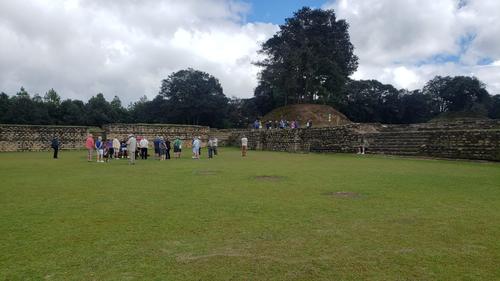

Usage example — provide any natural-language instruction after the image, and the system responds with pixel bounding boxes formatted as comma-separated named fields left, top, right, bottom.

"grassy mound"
left=262, top=104, right=351, bottom=127
left=1, top=149, right=499, bottom=280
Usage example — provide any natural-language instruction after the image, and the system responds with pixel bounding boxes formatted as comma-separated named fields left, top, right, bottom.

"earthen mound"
left=262, top=104, right=351, bottom=127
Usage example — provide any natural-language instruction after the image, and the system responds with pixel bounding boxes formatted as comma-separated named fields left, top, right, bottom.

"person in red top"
left=85, top=134, right=95, bottom=162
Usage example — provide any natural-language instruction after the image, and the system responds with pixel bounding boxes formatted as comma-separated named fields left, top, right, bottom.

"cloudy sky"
left=0, top=0, right=499, bottom=104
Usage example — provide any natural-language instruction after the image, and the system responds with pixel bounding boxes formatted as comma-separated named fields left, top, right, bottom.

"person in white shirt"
left=139, top=137, right=149, bottom=160
left=126, top=134, right=137, bottom=165
left=112, top=138, right=120, bottom=159
left=213, top=137, right=218, bottom=156
left=192, top=137, right=201, bottom=159
left=241, top=136, right=248, bottom=157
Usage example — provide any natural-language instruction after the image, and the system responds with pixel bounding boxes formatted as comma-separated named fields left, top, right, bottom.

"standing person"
left=207, top=138, right=214, bottom=159
left=85, top=134, right=94, bottom=162
left=241, top=136, right=248, bottom=157
left=95, top=136, right=104, bottom=162
left=253, top=119, right=259, bottom=129
left=126, top=134, right=137, bottom=165
left=173, top=138, right=182, bottom=159
left=139, top=137, right=149, bottom=160
left=120, top=140, right=128, bottom=158
left=159, top=137, right=167, bottom=161
left=279, top=119, right=285, bottom=129
left=153, top=136, right=161, bottom=159
left=165, top=138, right=171, bottom=160
left=192, top=137, right=200, bottom=159
left=212, top=137, right=218, bottom=156
left=51, top=136, right=60, bottom=159
left=198, top=136, right=202, bottom=157
left=106, top=139, right=114, bottom=160
left=113, top=138, right=120, bottom=158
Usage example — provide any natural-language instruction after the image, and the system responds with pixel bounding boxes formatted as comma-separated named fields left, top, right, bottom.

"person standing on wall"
left=139, top=137, right=149, bottom=160
left=51, top=136, right=60, bottom=159
left=173, top=138, right=182, bottom=159
left=127, top=134, right=137, bottom=165
left=95, top=136, right=104, bottom=163
left=165, top=138, right=171, bottom=160
left=241, top=136, right=248, bottom=157
left=85, top=134, right=94, bottom=162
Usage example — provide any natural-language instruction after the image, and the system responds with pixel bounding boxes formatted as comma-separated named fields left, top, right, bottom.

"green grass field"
left=1, top=149, right=499, bottom=280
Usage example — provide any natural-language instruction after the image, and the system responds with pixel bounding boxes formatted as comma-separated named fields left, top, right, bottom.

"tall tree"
left=256, top=7, right=358, bottom=107
left=3, top=87, right=38, bottom=124
left=423, top=76, right=491, bottom=115
left=343, top=80, right=400, bottom=123
left=159, top=68, right=229, bottom=128
left=399, top=90, right=435, bottom=123
left=0, top=92, right=10, bottom=123
left=44, top=88, right=62, bottom=124
left=60, top=99, right=86, bottom=125
left=85, top=93, right=112, bottom=126
left=489, top=95, right=500, bottom=119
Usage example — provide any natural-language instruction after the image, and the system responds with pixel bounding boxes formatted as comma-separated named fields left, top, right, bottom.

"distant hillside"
left=262, top=104, right=351, bottom=127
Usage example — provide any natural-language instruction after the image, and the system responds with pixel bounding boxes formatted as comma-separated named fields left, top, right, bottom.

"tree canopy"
left=256, top=7, right=358, bottom=107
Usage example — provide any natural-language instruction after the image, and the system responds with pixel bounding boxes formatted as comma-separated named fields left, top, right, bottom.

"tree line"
left=0, top=7, right=498, bottom=128
left=251, top=7, right=499, bottom=123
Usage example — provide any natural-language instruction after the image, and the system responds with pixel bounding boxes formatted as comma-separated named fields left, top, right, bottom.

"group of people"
left=253, top=119, right=313, bottom=130
left=83, top=134, right=219, bottom=164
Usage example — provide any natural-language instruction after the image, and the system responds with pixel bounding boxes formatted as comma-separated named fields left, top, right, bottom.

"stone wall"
left=2, top=120, right=499, bottom=161
left=214, top=120, right=500, bottom=161
left=0, top=123, right=211, bottom=152
left=0, top=125, right=89, bottom=152
left=102, top=123, right=210, bottom=148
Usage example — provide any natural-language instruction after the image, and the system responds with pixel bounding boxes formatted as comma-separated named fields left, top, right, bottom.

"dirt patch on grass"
left=254, top=175, right=284, bottom=182
left=323, top=191, right=360, bottom=198
left=194, top=170, right=219, bottom=176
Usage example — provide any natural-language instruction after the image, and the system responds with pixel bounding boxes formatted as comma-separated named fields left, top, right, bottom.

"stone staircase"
left=365, top=130, right=430, bottom=156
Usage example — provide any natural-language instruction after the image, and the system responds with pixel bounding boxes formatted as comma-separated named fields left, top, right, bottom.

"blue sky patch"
left=244, top=0, right=328, bottom=24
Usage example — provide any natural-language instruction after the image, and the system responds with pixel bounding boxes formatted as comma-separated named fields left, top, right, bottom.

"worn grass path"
left=0, top=149, right=499, bottom=280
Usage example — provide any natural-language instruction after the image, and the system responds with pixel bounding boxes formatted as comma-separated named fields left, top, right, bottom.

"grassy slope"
left=0, top=149, right=499, bottom=280
left=262, top=104, right=351, bottom=127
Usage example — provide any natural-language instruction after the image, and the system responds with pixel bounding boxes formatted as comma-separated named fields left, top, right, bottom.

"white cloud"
left=324, top=0, right=500, bottom=95
left=0, top=0, right=277, bottom=103
left=1, top=0, right=500, bottom=104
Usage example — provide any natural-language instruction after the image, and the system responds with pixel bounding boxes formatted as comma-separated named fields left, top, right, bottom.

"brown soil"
left=262, top=104, right=351, bottom=127
left=195, top=170, right=218, bottom=176
left=322, top=191, right=360, bottom=198
left=254, top=175, right=284, bottom=181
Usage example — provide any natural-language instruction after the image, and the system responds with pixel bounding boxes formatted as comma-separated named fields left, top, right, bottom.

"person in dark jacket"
left=165, top=138, right=171, bottom=160
left=51, top=136, right=60, bottom=159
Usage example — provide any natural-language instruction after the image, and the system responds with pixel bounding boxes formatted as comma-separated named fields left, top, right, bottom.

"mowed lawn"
left=0, top=149, right=499, bottom=281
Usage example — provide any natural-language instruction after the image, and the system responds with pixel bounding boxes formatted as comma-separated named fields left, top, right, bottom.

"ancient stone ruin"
left=1, top=119, right=499, bottom=161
